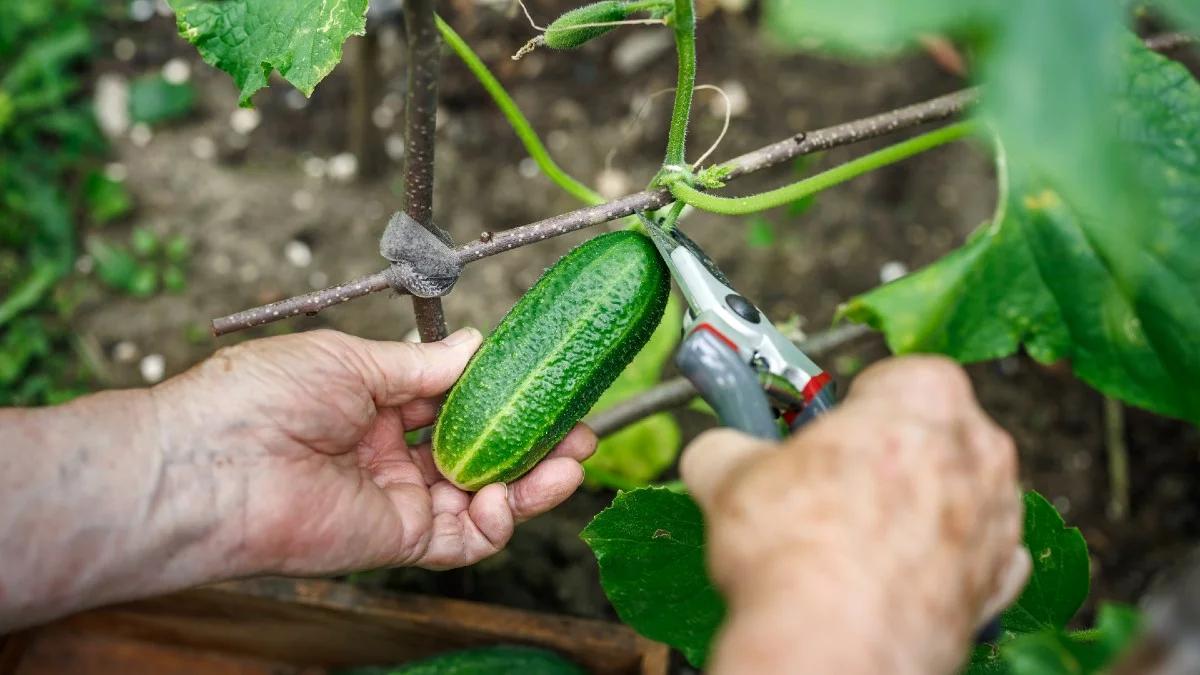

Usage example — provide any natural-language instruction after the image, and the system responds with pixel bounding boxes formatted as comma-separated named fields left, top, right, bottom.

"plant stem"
left=659, top=0, right=696, bottom=177
left=211, top=91, right=975, bottom=336
left=672, top=121, right=975, bottom=215
left=436, top=16, right=603, bottom=206
left=1104, top=396, right=1130, bottom=521
left=403, top=0, right=449, bottom=341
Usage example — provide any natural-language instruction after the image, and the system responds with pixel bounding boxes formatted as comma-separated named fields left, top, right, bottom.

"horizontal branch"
left=211, top=90, right=976, bottom=336
left=587, top=323, right=873, bottom=437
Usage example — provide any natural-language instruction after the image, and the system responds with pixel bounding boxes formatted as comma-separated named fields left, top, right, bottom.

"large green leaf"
left=167, top=0, right=368, bottom=107
left=1003, top=492, right=1090, bottom=634
left=584, top=295, right=683, bottom=489
left=843, top=40, right=1200, bottom=424
left=580, top=488, right=724, bottom=667
left=1157, top=0, right=1200, bottom=31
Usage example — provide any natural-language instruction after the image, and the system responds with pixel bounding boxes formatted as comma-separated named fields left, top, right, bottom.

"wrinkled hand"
left=681, top=357, right=1029, bottom=675
left=155, top=328, right=595, bottom=576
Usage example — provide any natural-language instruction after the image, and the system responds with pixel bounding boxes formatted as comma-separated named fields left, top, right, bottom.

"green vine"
left=652, top=0, right=697, bottom=187
left=436, top=15, right=603, bottom=206
left=671, top=121, right=976, bottom=215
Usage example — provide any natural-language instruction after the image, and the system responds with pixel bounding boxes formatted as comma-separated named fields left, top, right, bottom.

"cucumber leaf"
left=166, top=0, right=368, bottom=107
left=1002, top=492, right=1090, bottom=634
left=581, top=487, right=724, bottom=667
left=842, top=40, right=1200, bottom=424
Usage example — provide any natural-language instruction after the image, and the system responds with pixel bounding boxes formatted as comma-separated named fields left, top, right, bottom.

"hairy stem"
left=672, top=121, right=975, bottom=215
left=436, top=15, right=603, bottom=206
left=403, top=0, right=449, bottom=341
left=659, top=0, right=696, bottom=177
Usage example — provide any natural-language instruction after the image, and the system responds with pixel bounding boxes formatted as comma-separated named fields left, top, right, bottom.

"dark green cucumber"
left=434, top=230, right=669, bottom=490
left=334, top=645, right=586, bottom=675
left=543, top=1, right=630, bottom=49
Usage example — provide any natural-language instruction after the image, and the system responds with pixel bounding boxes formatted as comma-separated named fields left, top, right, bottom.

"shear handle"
left=676, top=328, right=781, bottom=441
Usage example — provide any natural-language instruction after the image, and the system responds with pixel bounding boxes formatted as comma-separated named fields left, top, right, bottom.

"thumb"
left=680, top=428, right=774, bottom=513
left=351, top=327, right=483, bottom=407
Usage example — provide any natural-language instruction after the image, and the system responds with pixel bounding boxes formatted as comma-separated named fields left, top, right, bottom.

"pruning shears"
left=644, top=221, right=836, bottom=439
left=645, top=219, right=1004, bottom=643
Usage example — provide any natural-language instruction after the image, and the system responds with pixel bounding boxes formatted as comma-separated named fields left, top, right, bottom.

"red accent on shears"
left=782, top=410, right=799, bottom=426
left=801, top=371, right=832, bottom=403
left=693, top=322, right=739, bottom=352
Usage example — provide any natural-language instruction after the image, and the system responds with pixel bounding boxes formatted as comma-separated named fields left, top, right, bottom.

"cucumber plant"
left=167, top=0, right=1200, bottom=671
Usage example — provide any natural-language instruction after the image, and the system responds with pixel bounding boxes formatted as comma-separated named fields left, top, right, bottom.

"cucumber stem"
left=656, top=0, right=696, bottom=183
left=436, top=15, right=604, bottom=206
left=670, top=121, right=977, bottom=215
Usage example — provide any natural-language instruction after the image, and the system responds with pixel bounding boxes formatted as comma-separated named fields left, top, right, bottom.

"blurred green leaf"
left=785, top=193, right=816, bottom=217
left=1156, top=0, right=1199, bottom=31
left=0, top=317, right=50, bottom=384
left=128, top=73, right=196, bottom=125
left=167, top=0, right=368, bottom=106
left=162, top=264, right=187, bottom=292
left=999, top=605, right=1141, bottom=675
left=842, top=40, right=1200, bottom=424
left=164, top=234, right=190, bottom=263
left=585, top=294, right=684, bottom=488
left=89, top=238, right=138, bottom=289
left=130, top=227, right=159, bottom=257
left=745, top=216, right=776, bottom=248
left=84, top=170, right=133, bottom=224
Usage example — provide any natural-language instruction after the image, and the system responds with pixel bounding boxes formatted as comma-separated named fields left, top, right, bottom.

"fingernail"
left=443, top=327, right=480, bottom=347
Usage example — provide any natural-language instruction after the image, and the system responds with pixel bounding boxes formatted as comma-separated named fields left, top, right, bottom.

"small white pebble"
left=308, top=271, right=329, bottom=289
left=302, top=156, right=327, bottom=179
left=595, top=168, right=631, bottom=200
left=291, top=190, right=315, bottom=212
left=104, top=162, right=128, bottom=182
left=879, top=260, right=909, bottom=284
left=385, top=134, right=405, bottom=160
left=403, top=328, right=421, bottom=343
left=162, top=58, right=191, bottom=84
left=327, top=153, right=358, bottom=182
left=238, top=263, right=259, bottom=283
left=129, top=123, right=153, bottom=147
left=1052, top=496, right=1071, bottom=516
left=113, top=341, right=139, bottom=364
left=284, top=89, right=309, bottom=110
left=129, top=0, right=155, bottom=21
left=372, top=104, right=395, bottom=129
left=547, top=130, right=570, bottom=153
left=210, top=253, right=233, bottom=275
left=139, top=354, right=165, bottom=383
left=229, top=108, right=261, bottom=135
left=75, top=255, right=95, bottom=275
left=715, top=80, right=749, bottom=118
left=518, top=157, right=539, bottom=178
left=284, top=240, right=313, bottom=268
left=190, top=136, right=216, bottom=160
left=113, top=38, right=136, bottom=62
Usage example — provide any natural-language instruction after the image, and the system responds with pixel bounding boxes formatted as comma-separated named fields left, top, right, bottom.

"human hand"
left=154, top=328, right=596, bottom=577
left=681, top=357, right=1029, bottom=675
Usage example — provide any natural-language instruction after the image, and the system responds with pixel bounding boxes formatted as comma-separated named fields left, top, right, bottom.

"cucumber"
left=434, top=231, right=669, bottom=490
left=543, top=1, right=630, bottom=49
left=334, top=645, right=586, bottom=675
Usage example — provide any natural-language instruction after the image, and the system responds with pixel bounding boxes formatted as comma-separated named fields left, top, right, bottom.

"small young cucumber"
left=543, top=1, right=631, bottom=49
left=434, top=231, right=669, bottom=490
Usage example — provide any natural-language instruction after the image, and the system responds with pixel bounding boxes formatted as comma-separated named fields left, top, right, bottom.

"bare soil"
left=78, top=3, right=1200, bottom=664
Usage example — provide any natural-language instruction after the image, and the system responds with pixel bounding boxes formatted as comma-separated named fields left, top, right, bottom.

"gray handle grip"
left=676, top=329, right=781, bottom=441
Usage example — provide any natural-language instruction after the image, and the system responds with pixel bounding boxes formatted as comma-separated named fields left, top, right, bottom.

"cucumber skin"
left=544, top=1, right=629, bottom=49
left=434, top=231, right=669, bottom=490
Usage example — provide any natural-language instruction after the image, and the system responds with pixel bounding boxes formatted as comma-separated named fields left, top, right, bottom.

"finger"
left=507, top=457, right=585, bottom=522
left=397, top=398, right=443, bottom=430
left=845, top=355, right=976, bottom=423
left=680, top=428, right=773, bottom=513
left=406, top=442, right=444, bottom=485
left=429, top=479, right=471, bottom=514
left=544, top=424, right=598, bottom=462
left=420, top=485, right=513, bottom=570
left=979, top=547, right=1032, bottom=623
left=346, top=327, right=483, bottom=407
